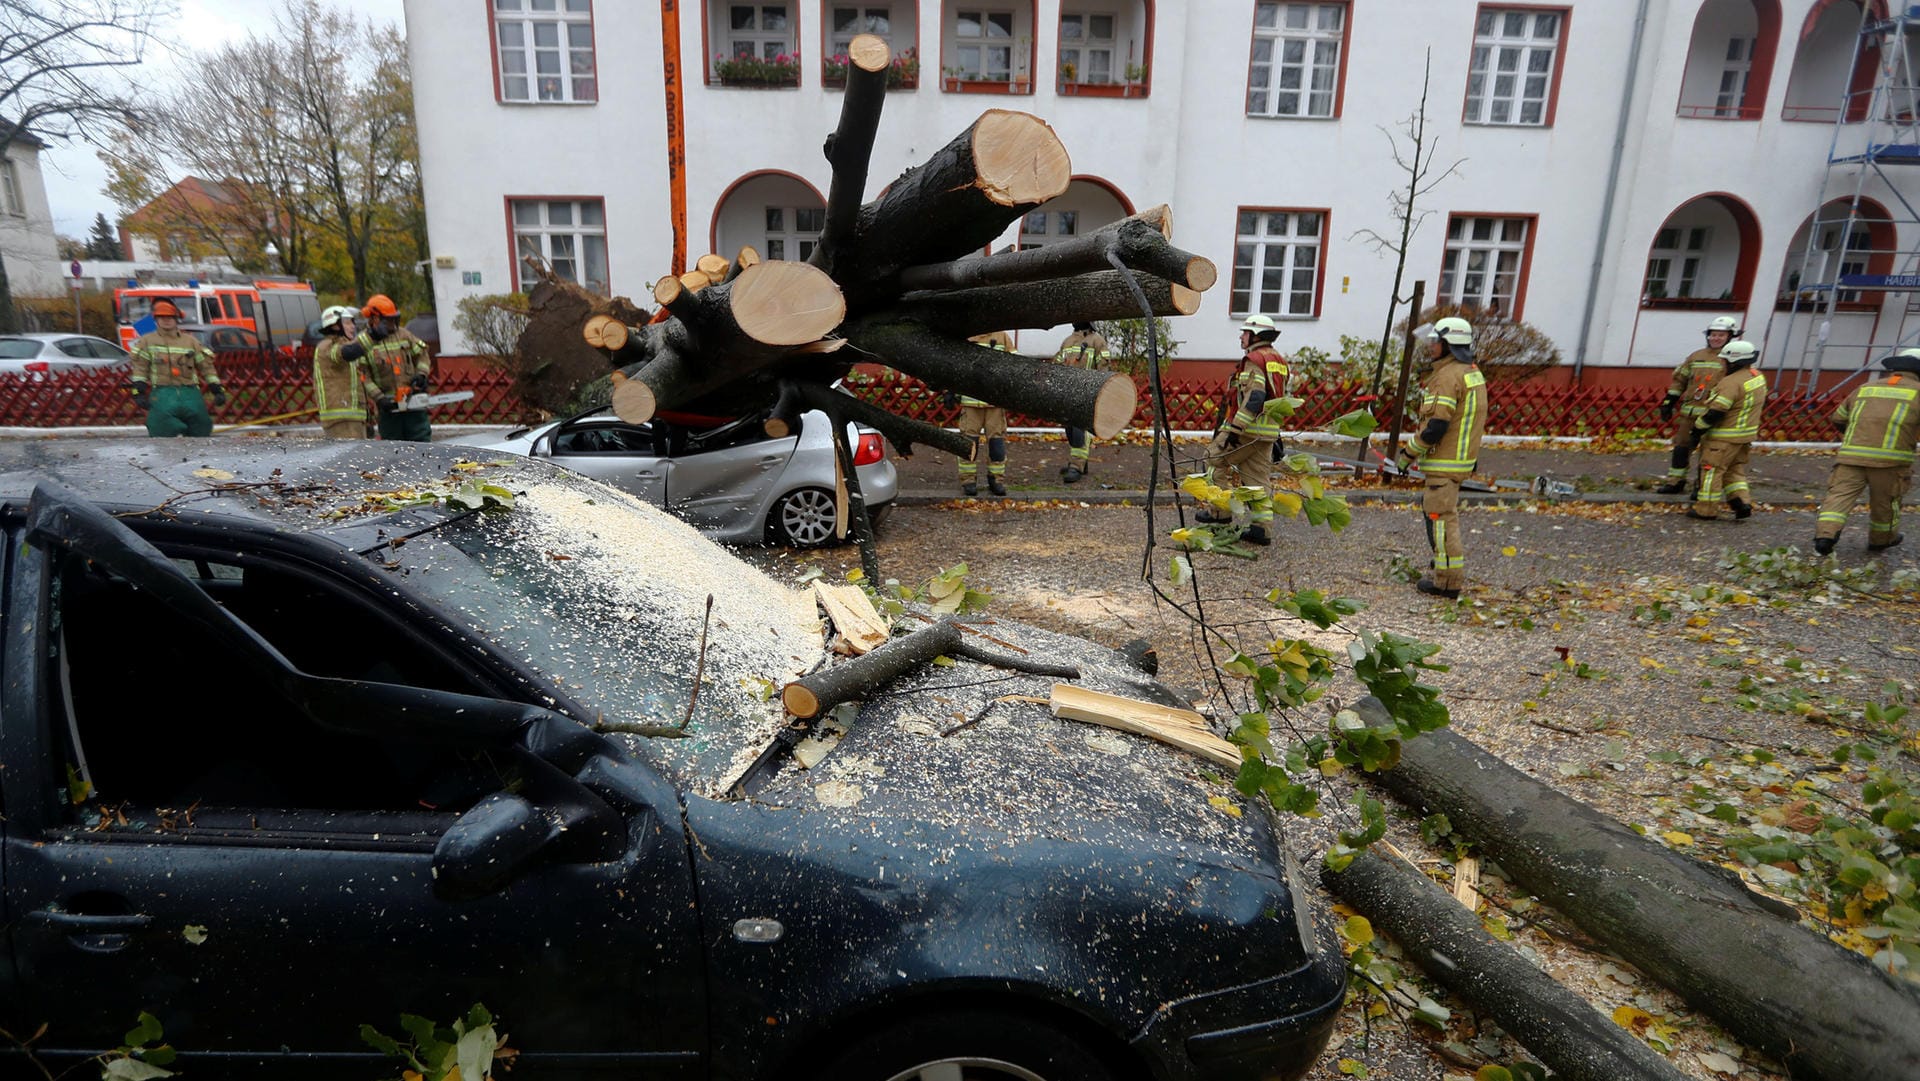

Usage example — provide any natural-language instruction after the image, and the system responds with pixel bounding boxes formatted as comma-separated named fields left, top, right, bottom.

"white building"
left=0, top=126, right=67, bottom=295
left=403, top=0, right=1920, bottom=385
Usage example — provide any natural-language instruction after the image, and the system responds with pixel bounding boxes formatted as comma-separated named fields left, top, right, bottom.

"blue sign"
left=1839, top=273, right=1920, bottom=289
left=132, top=315, right=157, bottom=336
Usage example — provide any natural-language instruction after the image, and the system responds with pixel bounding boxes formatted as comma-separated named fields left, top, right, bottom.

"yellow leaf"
left=1501, top=545, right=1518, bottom=557
left=1639, top=656, right=1666, bottom=669
left=190, top=467, right=236, bottom=481
left=1270, top=491, right=1304, bottom=517
left=1343, top=915, right=1374, bottom=946
left=1661, top=831, right=1694, bottom=847
left=1366, top=1001, right=1388, bottom=1018
left=1207, top=795, right=1243, bottom=818
left=1864, top=881, right=1889, bottom=902
left=1318, top=757, right=1345, bottom=777
left=1338, top=1059, right=1369, bottom=1077
left=1686, top=615, right=1711, bottom=628
left=452, top=460, right=483, bottom=471
left=1612, top=1005, right=1653, bottom=1031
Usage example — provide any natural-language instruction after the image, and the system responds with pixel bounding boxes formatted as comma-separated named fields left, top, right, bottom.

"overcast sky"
left=38, top=0, right=404, bottom=238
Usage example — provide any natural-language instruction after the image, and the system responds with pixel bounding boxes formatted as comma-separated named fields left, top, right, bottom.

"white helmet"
left=320, top=304, right=358, bottom=331
left=1240, top=313, right=1278, bottom=335
left=1428, top=316, right=1474, bottom=347
left=1719, top=339, right=1759, bottom=365
left=1706, top=315, right=1740, bottom=335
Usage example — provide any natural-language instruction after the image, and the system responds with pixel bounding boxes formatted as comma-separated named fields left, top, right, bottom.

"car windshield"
left=121, top=295, right=191, bottom=322
left=391, top=473, right=825, bottom=795
left=0, top=339, right=41, bottom=359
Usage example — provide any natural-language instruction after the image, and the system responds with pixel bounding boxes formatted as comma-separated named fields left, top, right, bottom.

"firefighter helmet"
left=320, top=305, right=357, bottom=331
left=150, top=300, right=183, bottom=319
left=1240, top=314, right=1279, bottom=336
left=361, top=294, right=400, bottom=319
left=1881, top=346, right=1920, bottom=373
left=1706, top=315, right=1741, bottom=335
left=1718, top=339, right=1760, bottom=367
left=1429, top=316, right=1475, bottom=346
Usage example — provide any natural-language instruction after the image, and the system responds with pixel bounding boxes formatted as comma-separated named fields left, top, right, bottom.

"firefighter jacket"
left=1224, top=353, right=1282, bottom=442
left=961, top=331, right=1012, bottom=407
left=1696, top=368, right=1768, bottom=443
left=129, top=330, right=220, bottom=388
left=1410, top=358, right=1487, bottom=477
left=1251, top=342, right=1290, bottom=398
left=1056, top=330, right=1111, bottom=369
left=1830, top=372, right=1920, bottom=467
left=353, top=327, right=431, bottom=402
left=312, top=336, right=364, bottom=424
left=1667, top=347, right=1725, bottom=417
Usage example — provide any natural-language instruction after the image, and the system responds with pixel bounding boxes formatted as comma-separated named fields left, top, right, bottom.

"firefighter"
left=952, top=331, right=1012, bottom=497
left=1813, top=347, right=1920, bottom=553
left=1397, top=316, right=1488, bottom=599
left=312, top=305, right=366, bottom=440
left=1054, top=321, right=1111, bottom=483
left=1656, top=315, right=1738, bottom=494
left=128, top=299, right=224, bottom=438
left=1194, top=315, right=1287, bottom=547
left=341, top=294, right=433, bottom=442
left=1687, top=339, right=1768, bottom=522
left=1244, top=315, right=1292, bottom=461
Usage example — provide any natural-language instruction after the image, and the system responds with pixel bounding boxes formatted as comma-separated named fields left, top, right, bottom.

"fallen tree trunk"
left=1325, top=849, right=1690, bottom=1081
left=816, top=33, right=892, bottom=278
left=889, top=269, right=1202, bottom=336
left=842, top=320, right=1138, bottom=438
left=892, top=217, right=1216, bottom=294
left=1359, top=706, right=1920, bottom=1081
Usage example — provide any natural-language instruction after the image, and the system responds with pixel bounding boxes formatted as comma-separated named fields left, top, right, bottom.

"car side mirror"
left=432, top=792, right=554, bottom=902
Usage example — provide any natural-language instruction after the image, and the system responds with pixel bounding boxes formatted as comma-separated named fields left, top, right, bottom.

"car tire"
left=769, top=486, right=842, bottom=548
left=808, top=1009, right=1122, bottom=1081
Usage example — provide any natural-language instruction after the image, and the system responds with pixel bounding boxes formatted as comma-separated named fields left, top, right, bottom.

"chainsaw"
left=396, top=390, right=475, bottom=412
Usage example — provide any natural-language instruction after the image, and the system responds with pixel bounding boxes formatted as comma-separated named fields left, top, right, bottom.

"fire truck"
left=113, top=279, right=321, bottom=355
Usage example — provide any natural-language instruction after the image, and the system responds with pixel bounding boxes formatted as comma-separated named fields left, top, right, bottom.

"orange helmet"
left=361, top=294, right=399, bottom=318
left=150, top=300, right=183, bottom=319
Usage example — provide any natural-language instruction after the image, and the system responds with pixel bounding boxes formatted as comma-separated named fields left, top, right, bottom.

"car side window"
left=49, top=549, right=516, bottom=822
left=554, top=425, right=656, bottom=455
left=55, top=338, right=91, bottom=357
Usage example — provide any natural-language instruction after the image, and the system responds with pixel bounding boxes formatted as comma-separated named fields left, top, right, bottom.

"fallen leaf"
left=1661, top=831, right=1694, bottom=847
left=1697, top=1050, right=1742, bottom=1075
left=191, top=467, right=235, bottom=481
left=182, top=924, right=207, bottom=945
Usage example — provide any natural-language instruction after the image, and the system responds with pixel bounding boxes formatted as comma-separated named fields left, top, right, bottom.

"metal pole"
left=1383, top=280, right=1426, bottom=474
left=72, top=282, right=82, bottom=332
left=1572, top=0, right=1652, bottom=379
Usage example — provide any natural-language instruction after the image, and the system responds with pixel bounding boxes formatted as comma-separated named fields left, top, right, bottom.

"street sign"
left=1839, top=273, right=1920, bottom=290
left=68, top=260, right=81, bottom=278
left=68, top=278, right=82, bottom=290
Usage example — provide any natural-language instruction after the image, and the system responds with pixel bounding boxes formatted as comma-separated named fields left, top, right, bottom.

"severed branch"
left=889, top=269, right=1202, bottom=337
left=782, top=617, right=1080, bottom=719
left=817, top=33, right=892, bottom=277
left=792, top=380, right=974, bottom=457
left=892, top=217, right=1216, bottom=294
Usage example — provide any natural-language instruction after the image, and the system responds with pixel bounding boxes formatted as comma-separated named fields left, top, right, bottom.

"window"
left=513, top=199, right=609, bottom=293
left=1231, top=209, right=1324, bottom=317
left=1059, top=11, right=1115, bottom=84
left=0, top=158, right=20, bottom=216
left=494, top=0, right=596, bottom=103
left=831, top=6, right=890, bottom=54
left=729, top=3, right=794, bottom=59
left=956, top=9, right=1015, bottom=80
left=1716, top=37, right=1755, bottom=117
left=1465, top=8, right=1563, bottom=126
left=764, top=205, right=824, bottom=260
left=1788, top=224, right=1877, bottom=303
left=1644, top=226, right=1711, bottom=300
left=1248, top=2, right=1345, bottom=118
left=1018, top=209, right=1078, bottom=248
left=1441, top=215, right=1531, bottom=314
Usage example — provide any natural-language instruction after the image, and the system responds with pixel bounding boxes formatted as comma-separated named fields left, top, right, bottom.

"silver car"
left=0, top=333, right=131, bottom=376
left=454, top=407, right=897, bottom=547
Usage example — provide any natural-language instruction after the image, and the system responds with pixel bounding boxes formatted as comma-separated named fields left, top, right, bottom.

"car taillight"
left=853, top=432, right=884, bottom=466
left=23, top=361, right=48, bottom=372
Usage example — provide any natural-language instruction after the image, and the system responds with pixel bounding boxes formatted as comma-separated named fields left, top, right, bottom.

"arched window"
left=1783, top=0, right=1885, bottom=121
left=710, top=171, right=827, bottom=262
left=1777, top=197, right=1897, bottom=310
left=1675, top=0, right=1781, bottom=119
left=1640, top=194, right=1761, bottom=309
left=1017, top=176, right=1132, bottom=249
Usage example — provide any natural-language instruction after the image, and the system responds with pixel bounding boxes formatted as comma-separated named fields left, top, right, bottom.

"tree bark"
left=817, top=33, right=892, bottom=278
left=792, top=381, right=975, bottom=458
left=842, top=319, right=1138, bottom=437
left=783, top=617, right=1078, bottom=719
left=892, top=217, right=1215, bottom=294
left=1325, top=849, right=1691, bottom=1081
left=887, top=270, right=1202, bottom=337
left=1359, top=705, right=1920, bottom=1081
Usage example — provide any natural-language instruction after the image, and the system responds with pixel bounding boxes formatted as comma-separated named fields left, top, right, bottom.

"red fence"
left=0, top=361, right=1846, bottom=443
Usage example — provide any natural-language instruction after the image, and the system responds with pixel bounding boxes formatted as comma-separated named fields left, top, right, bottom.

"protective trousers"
left=322, top=417, right=367, bottom=441
left=1206, top=434, right=1275, bottom=526
left=1694, top=438, right=1751, bottom=516
left=1066, top=426, right=1091, bottom=469
left=1817, top=463, right=1911, bottom=545
left=1422, top=476, right=1466, bottom=591
left=956, top=406, right=1008, bottom=481
left=144, top=385, right=212, bottom=438
left=377, top=407, right=432, bottom=443
left=1668, top=421, right=1702, bottom=481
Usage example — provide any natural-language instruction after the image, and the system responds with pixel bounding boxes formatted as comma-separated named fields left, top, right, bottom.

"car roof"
left=0, top=332, right=111, bottom=343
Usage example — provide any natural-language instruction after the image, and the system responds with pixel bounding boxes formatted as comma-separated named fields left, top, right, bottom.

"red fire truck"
left=113, top=279, right=321, bottom=355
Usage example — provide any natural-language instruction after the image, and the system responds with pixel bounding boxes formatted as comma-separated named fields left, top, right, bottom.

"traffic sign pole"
left=69, top=260, right=83, bottom=332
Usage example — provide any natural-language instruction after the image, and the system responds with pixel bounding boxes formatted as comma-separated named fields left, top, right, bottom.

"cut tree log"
left=724, top=244, right=762, bottom=284
left=888, top=269, right=1203, bottom=336
left=1325, top=848, right=1692, bottom=1081
left=1359, top=704, right=1920, bottom=1081
left=1048, top=684, right=1238, bottom=767
left=817, top=33, right=892, bottom=278
left=783, top=617, right=1079, bottom=719
left=696, top=253, right=731, bottom=285
left=893, top=217, right=1216, bottom=294
left=842, top=320, right=1138, bottom=438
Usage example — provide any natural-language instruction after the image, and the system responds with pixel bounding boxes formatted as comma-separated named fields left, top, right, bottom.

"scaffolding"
left=1775, top=3, right=1920, bottom=393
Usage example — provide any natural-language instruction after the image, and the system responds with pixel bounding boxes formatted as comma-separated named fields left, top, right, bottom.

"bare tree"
left=1351, top=50, right=1464, bottom=397
left=0, top=0, right=170, bottom=329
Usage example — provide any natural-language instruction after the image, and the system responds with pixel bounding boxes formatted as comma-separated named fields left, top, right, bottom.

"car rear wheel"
left=770, top=486, right=841, bottom=548
left=810, top=1009, right=1121, bottom=1081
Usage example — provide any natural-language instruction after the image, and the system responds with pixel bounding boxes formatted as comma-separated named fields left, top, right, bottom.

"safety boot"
left=1242, top=524, right=1271, bottom=546
left=1415, top=577, right=1462, bottom=600
left=1061, top=466, right=1085, bottom=484
left=1869, top=532, right=1906, bottom=551
left=1729, top=498, right=1753, bottom=520
left=1654, top=479, right=1688, bottom=495
left=1193, top=507, right=1229, bottom=524
left=987, top=476, right=1007, bottom=497
left=962, top=482, right=978, bottom=497
left=1685, top=508, right=1719, bottom=521
left=1813, top=536, right=1837, bottom=556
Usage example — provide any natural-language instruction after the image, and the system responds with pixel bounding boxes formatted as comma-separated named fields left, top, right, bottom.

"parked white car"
left=0, top=333, right=131, bottom=376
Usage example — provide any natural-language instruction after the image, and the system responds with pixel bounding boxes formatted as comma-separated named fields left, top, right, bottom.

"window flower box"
left=942, top=74, right=1031, bottom=95
left=713, top=52, right=801, bottom=88
left=823, top=47, right=919, bottom=90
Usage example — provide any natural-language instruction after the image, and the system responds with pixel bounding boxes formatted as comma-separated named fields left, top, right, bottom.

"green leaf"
left=1476, top=1068, right=1514, bottom=1081
left=455, top=1021, right=497, bottom=1081
left=1343, top=915, right=1375, bottom=946
left=102, top=1060, right=173, bottom=1080
left=123, top=1011, right=163, bottom=1049
left=360, top=1024, right=404, bottom=1058
left=1328, top=408, right=1380, bottom=439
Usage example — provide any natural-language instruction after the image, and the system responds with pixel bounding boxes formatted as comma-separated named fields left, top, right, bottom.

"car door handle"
left=33, top=910, right=152, bottom=931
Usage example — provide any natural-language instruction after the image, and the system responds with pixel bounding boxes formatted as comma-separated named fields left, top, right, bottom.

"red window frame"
left=1672, top=0, right=1781, bottom=121
left=1438, top=212, right=1539, bottom=321
left=1228, top=205, right=1333, bottom=321
left=1054, top=2, right=1156, bottom=98
left=938, top=3, right=1038, bottom=95
left=1461, top=5, right=1571, bottom=129
left=700, top=1, right=806, bottom=87
left=487, top=0, right=601, bottom=105
left=504, top=195, right=612, bottom=294
left=817, top=3, right=924, bottom=89
left=1242, top=1, right=1355, bottom=120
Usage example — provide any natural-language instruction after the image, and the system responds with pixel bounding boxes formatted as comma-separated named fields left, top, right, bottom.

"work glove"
left=375, top=394, right=397, bottom=413
left=941, top=390, right=960, bottom=409
left=1658, top=394, right=1677, bottom=423
left=208, top=385, right=228, bottom=407
left=368, top=324, right=392, bottom=342
left=1396, top=446, right=1420, bottom=474
left=410, top=374, right=430, bottom=394
left=129, top=380, right=150, bottom=408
